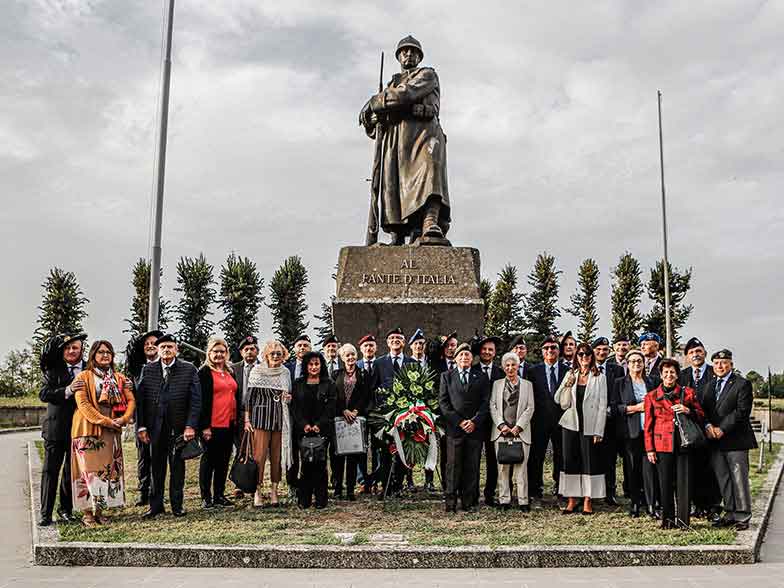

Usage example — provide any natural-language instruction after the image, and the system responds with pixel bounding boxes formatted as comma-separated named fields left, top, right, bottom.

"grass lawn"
left=46, top=441, right=780, bottom=547
left=0, top=394, right=41, bottom=408
left=753, top=398, right=784, bottom=411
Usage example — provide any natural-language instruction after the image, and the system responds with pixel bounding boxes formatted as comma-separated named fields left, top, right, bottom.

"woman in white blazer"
left=554, top=342, right=607, bottom=514
left=490, top=352, right=535, bottom=511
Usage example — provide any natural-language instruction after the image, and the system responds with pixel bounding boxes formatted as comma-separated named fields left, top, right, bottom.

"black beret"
left=476, top=334, right=502, bottom=349
left=508, top=334, right=527, bottom=351
left=358, top=334, right=376, bottom=346
left=592, top=337, right=610, bottom=348
left=155, top=333, right=177, bottom=345
left=386, top=327, right=405, bottom=338
left=141, top=330, right=164, bottom=343
left=560, top=330, right=576, bottom=343
left=440, top=331, right=458, bottom=348
left=613, top=334, right=631, bottom=344
left=711, top=349, right=733, bottom=361
left=683, top=337, right=705, bottom=354
left=293, top=333, right=311, bottom=344
left=238, top=335, right=258, bottom=351
left=322, top=334, right=339, bottom=345
left=541, top=335, right=560, bottom=348
left=60, top=332, right=87, bottom=347
left=454, top=342, right=473, bottom=356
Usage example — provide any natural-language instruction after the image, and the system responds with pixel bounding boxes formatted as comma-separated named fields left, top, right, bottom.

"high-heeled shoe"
left=253, top=491, right=264, bottom=507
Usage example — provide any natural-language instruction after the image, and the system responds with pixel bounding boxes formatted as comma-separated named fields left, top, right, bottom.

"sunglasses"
left=576, top=351, right=592, bottom=357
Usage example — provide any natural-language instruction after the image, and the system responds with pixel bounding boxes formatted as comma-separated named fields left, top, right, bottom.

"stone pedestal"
left=332, top=245, right=484, bottom=352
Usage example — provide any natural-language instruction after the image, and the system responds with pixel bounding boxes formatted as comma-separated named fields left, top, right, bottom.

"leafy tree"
left=565, top=258, right=600, bottom=342
left=610, top=252, right=644, bottom=342
left=643, top=260, right=693, bottom=347
left=314, top=300, right=335, bottom=345
left=0, top=348, right=36, bottom=397
left=124, top=258, right=170, bottom=339
left=218, top=253, right=265, bottom=362
left=268, top=256, right=309, bottom=350
left=479, top=278, right=493, bottom=327
left=523, top=252, right=562, bottom=353
left=748, top=370, right=784, bottom=399
left=486, top=264, right=525, bottom=346
left=33, top=267, right=89, bottom=357
left=173, top=254, right=216, bottom=363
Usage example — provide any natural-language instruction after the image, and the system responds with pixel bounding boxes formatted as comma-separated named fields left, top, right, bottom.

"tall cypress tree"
left=643, top=260, right=693, bottom=347
left=33, top=267, right=89, bottom=355
left=610, top=252, right=644, bottom=342
left=173, top=254, right=216, bottom=363
left=218, top=253, right=265, bottom=361
left=565, top=258, right=600, bottom=342
left=486, top=264, right=525, bottom=346
left=268, top=256, right=309, bottom=350
left=313, top=300, right=335, bottom=345
left=479, top=278, right=493, bottom=327
left=523, top=252, right=562, bottom=354
left=124, top=258, right=170, bottom=339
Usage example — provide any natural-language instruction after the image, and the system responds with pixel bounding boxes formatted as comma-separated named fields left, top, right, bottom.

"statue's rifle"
left=366, top=51, right=384, bottom=245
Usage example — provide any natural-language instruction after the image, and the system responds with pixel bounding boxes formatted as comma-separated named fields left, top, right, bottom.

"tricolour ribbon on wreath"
left=386, top=402, right=439, bottom=471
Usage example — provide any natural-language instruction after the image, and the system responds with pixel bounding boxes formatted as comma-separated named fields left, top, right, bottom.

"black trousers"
left=445, top=434, right=482, bottom=509
left=656, top=450, right=691, bottom=525
left=602, top=433, right=620, bottom=497
left=298, top=458, right=328, bottom=508
left=528, top=418, right=562, bottom=497
left=482, top=437, right=498, bottom=503
left=333, top=451, right=365, bottom=496
left=287, top=434, right=301, bottom=490
left=691, top=446, right=720, bottom=511
left=328, top=438, right=339, bottom=491
left=136, top=436, right=151, bottom=499
left=40, top=438, right=72, bottom=518
left=199, top=427, right=234, bottom=500
left=643, top=454, right=660, bottom=508
left=150, top=427, right=186, bottom=513
left=623, top=436, right=645, bottom=506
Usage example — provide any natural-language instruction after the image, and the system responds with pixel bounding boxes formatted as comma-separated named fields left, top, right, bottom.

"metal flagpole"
left=147, top=0, right=176, bottom=331
left=769, top=367, right=773, bottom=452
left=657, top=90, right=673, bottom=357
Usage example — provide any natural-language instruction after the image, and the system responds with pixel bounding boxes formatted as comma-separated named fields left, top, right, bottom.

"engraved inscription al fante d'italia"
left=358, top=258, right=455, bottom=286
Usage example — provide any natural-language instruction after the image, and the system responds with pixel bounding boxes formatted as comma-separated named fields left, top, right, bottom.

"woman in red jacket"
left=644, top=357, right=704, bottom=529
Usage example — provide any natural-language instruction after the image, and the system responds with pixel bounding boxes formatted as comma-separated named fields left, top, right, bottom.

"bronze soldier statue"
left=360, top=36, right=451, bottom=246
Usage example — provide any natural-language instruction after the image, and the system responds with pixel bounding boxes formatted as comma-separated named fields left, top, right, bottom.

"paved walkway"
left=2, top=430, right=783, bottom=587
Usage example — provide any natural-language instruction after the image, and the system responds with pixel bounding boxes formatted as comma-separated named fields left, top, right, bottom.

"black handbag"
left=229, top=431, right=259, bottom=493
left=172, top=434, right=205, bottom=460
left=674, top=388, right=707, bottom=451
left=495, top=437, right=525, bottom=464
left=300, top=435, right=327, bottom=465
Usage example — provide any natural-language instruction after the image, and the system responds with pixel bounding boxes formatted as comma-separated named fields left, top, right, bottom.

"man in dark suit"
left=230, top=335, right=259, bottom=498
left=679, top=337, right=719, bottom=517
left=639, top=332, right=663, bottom=386
left=593, top=336, right=624, bottom=505
left=38, top=333, right=87, bottom=526
left=607, top=334, right=631, bottom=375
left=470, top=335, right=503, bottom=506
left=440, top=343, right=491, bottom=512
left=321, top=334, right=344, bottom=379
left=528, top=335, right=569, bottom=500
left=703, top=349, right=757, bottom=530
left=127, top=329, right=163, bottom=507
left=560, top=331, right=577, bottom=369
left=431, top=331, right=459, bottom=374
left=356, top=334, right=382, bottom=492
left=509, top=335, right=533, bottom=382
left=284, top=333, right=312, bottom=497
left=136, top=334, right=202, bottom=518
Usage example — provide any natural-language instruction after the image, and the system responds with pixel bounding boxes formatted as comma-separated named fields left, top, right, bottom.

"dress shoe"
left=214, top=496, right=233, bottom=507
left=484, top=497, right=496, bottom=507
left=172, top=508, right=187, bottom=518
left=142, top=509, right=163, bottom=519
left=333, top=491, right=344, bottom=500
left=628, top=503, right=641, bottom=518
left=605, top=495, right=619, bottom=507
left=134, top=496, right=149, bottom=507
left=462, top=505, right=478, bottom=513
left=38, top=515, right=53, bottom=527
left=56, top=510, right=74, bottom=523
left=424, top=481, right=437, bottom=493
left=519, top=504, right=530, bottom=513
left=445, top=503, right=457, bottom=513
left=735, top=521, right=750, bottom=531
left=712, top=517, right=734, bottom=528
left=661, top=518, right=676, bottom=530
left=202, top=498, right=214, bottom=509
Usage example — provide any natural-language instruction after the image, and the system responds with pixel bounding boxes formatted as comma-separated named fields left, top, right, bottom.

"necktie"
left=163, top=365, right=170, bottom=383
left=448, top=360, right=455, bottom=371
left=368, top=361, right=374, bottom=376
left=599, top=365, right=605, bottom=375
left=694, top=367, right=701, bottom=384
left=484, top=366, right=490, bottom=379
left=330, top=361, right=336, bottom=376
left=715, top=378, right=724, bottom=401
left=68, top=366, right=75, bottom=378
left=549, top=366, right=557, bottom=395
left=394, top=356, right=401, bottom=372
left=461, top=370, right=468, bottom=385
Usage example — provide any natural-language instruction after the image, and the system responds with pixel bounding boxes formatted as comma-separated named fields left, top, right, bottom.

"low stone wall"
left=0, top=406, right=44, bottom=428
left=752, top=409, right=784, bottom=431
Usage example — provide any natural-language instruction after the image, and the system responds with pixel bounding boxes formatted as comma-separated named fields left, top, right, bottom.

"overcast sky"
left=1, top=1, right=781, bottom=375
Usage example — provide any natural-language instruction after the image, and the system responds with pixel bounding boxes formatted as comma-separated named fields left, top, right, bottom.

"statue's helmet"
left=395, top=35, right=423, bottom=61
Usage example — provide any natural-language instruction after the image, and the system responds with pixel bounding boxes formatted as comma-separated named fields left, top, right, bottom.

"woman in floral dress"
left=69, top=340, right=135, bottom=526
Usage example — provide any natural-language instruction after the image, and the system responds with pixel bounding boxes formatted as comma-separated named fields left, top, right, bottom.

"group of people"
left=37, top=325, right=757, bottom=532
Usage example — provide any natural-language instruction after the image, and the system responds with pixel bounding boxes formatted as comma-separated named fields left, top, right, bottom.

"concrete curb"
left=1, top=426, right=39, bottom=435
left=27, top=440, right=783, bottom=568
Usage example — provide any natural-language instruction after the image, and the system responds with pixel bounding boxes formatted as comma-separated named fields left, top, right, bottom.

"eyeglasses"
left=542, top=345, right=559, bottom=351
left=95, top=350, right=113, bottom=356
left=576, top=351, right=592, bottom=357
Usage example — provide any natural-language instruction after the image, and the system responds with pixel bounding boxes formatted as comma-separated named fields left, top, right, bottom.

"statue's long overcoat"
left=361, top=67, right=450, bottom=232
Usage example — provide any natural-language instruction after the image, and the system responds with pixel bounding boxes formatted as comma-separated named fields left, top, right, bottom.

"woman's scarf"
left=94, top=368, right=124, bottom=406
left=343, top=369, right=357, bottom=405
left=247, top=364, right=293, bottom=472
left=662, top=384, right=678, bottom=402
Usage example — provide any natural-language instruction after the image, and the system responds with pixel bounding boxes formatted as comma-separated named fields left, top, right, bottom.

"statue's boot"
left=422, top=199, right=444, bottom=238
left=390, top=231, right=406, bottom=246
